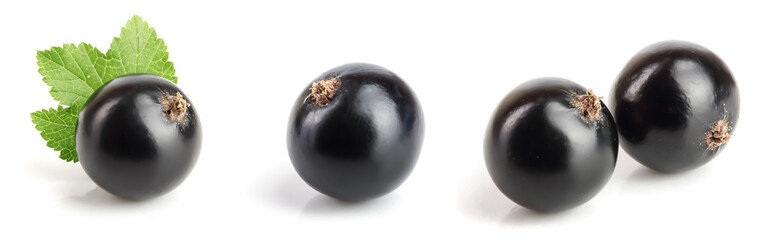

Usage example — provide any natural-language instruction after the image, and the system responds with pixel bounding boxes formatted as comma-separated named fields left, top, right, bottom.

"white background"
left=1, top=0, right=775, bottom=238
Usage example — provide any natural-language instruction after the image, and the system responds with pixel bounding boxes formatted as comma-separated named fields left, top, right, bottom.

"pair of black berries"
left=77, top=40, right=739, bottom=213
left=76, top=63, right=423, bottom=201
left=485, top=40, right=740, bottom=212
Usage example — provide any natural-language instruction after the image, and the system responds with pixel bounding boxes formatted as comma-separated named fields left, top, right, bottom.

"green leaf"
left=36, top=43, right=110, bottom=107
left=33, top=15, right=177, bottom=162
left=31, top=106, right=80, bottom=163
left=106, top=15, right=177, bottom=83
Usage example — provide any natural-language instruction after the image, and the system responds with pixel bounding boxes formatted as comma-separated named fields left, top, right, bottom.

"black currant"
left=484, top=78, right=618, bottom=212
left=76, top=74, right=202, bottom=200
left=287, top=63, right=424, bottom=201
left=610, top=41, right=740, bottom=172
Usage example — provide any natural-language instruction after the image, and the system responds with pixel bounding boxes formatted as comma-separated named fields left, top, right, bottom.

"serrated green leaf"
left=106, top=15, right=177, bottom=83
left=36, top=43, right=110, bottom=107
left=33, top=15, right=178, bottom=163
left=31, top=106, right=80, bottom=163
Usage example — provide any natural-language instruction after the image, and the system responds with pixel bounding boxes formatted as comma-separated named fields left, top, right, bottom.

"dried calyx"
left=159, top=92, right=190, bottom=124
left=571, top=89, right=604, bottom=122
left=309, top=78, right=341, bottom=106
left=705, top=119, right=731, bottom=150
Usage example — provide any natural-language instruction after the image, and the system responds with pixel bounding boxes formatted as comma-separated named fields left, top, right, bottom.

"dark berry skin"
left=611, top=41, right=740, bottom=172
left=484, top=78, right=618, bottom=212
left=287, top=63, right=424, bottom=201
left=76, top=74, right=201, bottom=200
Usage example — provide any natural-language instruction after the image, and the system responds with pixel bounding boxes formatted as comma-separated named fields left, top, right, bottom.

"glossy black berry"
left=76, top=74, right=202, bottom=200
left=484, top=78, right=618, bottom=212
left=287, top=63, right=424, bottom=201
left=611, top=41, right=740, bottom=172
